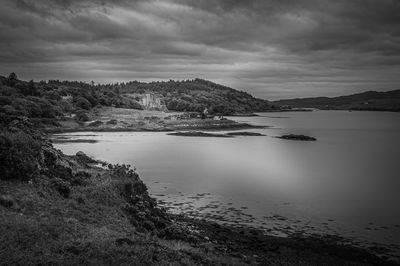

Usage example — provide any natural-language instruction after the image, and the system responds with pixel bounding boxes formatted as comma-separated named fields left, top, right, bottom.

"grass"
left=0, top=160, right=211, bottom=265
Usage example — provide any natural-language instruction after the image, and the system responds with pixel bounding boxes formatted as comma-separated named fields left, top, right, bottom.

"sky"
left=0, top=0, right=399, bottom=100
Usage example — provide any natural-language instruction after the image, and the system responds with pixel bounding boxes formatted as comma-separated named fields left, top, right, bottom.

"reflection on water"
left=54, top=110, right=400, bottom=257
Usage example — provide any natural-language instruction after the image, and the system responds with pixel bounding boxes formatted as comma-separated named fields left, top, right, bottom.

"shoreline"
left=170, top=214, right=398, bottom=265
left=40, top=107, right=267, bottom=134
left=44, top=121, right=266, bottom=134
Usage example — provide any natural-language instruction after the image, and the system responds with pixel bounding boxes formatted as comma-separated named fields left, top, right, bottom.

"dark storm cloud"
left=0, top=0, right=399, bottom=99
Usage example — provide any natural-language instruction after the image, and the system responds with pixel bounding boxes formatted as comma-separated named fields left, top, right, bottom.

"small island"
left=168, top=131, right=266, bottom=137
left=226, top=131, right=266, bottom=136
left=277, top=134, right=317, bottom=141
left=167, top=131, right=233, bottom=137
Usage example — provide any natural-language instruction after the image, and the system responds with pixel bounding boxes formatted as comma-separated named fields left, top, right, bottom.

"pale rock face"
left=139, top=93, right=166, bottom=110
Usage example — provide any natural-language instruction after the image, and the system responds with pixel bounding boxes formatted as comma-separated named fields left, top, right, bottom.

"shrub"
left=0, top=105, right=25, bottom=117
left=87, top=120, right=103, bottom=127
left=75, top=97, right=91, bottom=110
left=50, top=178, right=71, bottom=198
left=58, top=99, right=74, bottom=113
left=0, top=195, right=14, bottom=208
left=85, top=94, right=98, bottom=107
left=43, top=91, right=62, bottom=101
left=106, top=119, right=118, bottom=125
left=128, top=100, right=143, bottom=110
left=0, top=86, right=20, bottom=96
left=0, top=96, right=12, bottom=105
left=0, top=131, right=42, bottom=181
left=12, top=98, right=42, bottom=117
left=36, top=98, right=56, bottom=118
left=75, top=110, right=89, bottom=122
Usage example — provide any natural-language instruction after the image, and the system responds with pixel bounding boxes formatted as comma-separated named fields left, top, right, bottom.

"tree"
left=27, top=80, right=37, bottom=96
left=75, top=97, right=91, bottom=110
left=7, top=72, right=18, bottom=86
left=8, top=72, right=17, bottom=81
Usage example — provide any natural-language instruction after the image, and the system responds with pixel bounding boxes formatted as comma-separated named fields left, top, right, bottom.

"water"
left=54, top=110, right=400, bottom=256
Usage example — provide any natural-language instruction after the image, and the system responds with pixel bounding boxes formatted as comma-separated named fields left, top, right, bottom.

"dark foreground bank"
left=0, top=118, right=398, bottom=265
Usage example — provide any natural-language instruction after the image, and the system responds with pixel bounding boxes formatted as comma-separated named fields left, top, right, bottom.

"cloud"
left=0, top=0, right=399, bottom=99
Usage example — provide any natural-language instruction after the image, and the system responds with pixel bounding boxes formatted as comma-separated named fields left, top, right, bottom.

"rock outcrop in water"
left=167, top=131, right=233, bottom=137
left=226, top=131, right=265, bottom=136
left=278, top=134, right=317, bottom=141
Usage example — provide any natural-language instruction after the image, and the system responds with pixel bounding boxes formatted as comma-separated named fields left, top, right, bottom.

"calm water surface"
left=54, top=111, right=400, bottom=256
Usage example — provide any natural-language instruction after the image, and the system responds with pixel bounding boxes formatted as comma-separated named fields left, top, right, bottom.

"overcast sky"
left=0, top=0, right=399, bottom=99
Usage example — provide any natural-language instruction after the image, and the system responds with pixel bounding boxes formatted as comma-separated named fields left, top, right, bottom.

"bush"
left=58, top=99, right=74, bottom=113
left=11, top=99, right=33, bottom=117
left=0, top=96, right=12, bottom=105
left=106, top=119, right=118, bottom=125
left=0, top=86, right=20, bottom=96
left=0, top=105, right=25, bottom=117
left=43, top=91, right=62, bottom=101
left=128, top=100, right=143, bottom=110
left=0, top=131, right=42, bottom=180
left=36, top=98, right=56, bottom=118
left=87, top=120, right=103, bottom=127
left=85, top=94, right=98, bottom=107
left=75, top=110, right=89, bottom=122
left=50, top=178, right=71, bottom=198
left=75, top=97, right=91, bottom=110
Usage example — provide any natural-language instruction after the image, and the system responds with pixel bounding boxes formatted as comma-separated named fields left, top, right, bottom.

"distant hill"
left=273, top=89, right=400, bottom=112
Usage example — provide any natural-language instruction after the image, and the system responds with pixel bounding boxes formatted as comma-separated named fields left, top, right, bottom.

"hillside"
left=273, top=89, right=400, bottom=111
left=0, top=73, right=266, bottom=132
left=112, top=78, right=275, bottom=114
left=0, top=74, right=275, bottom=128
